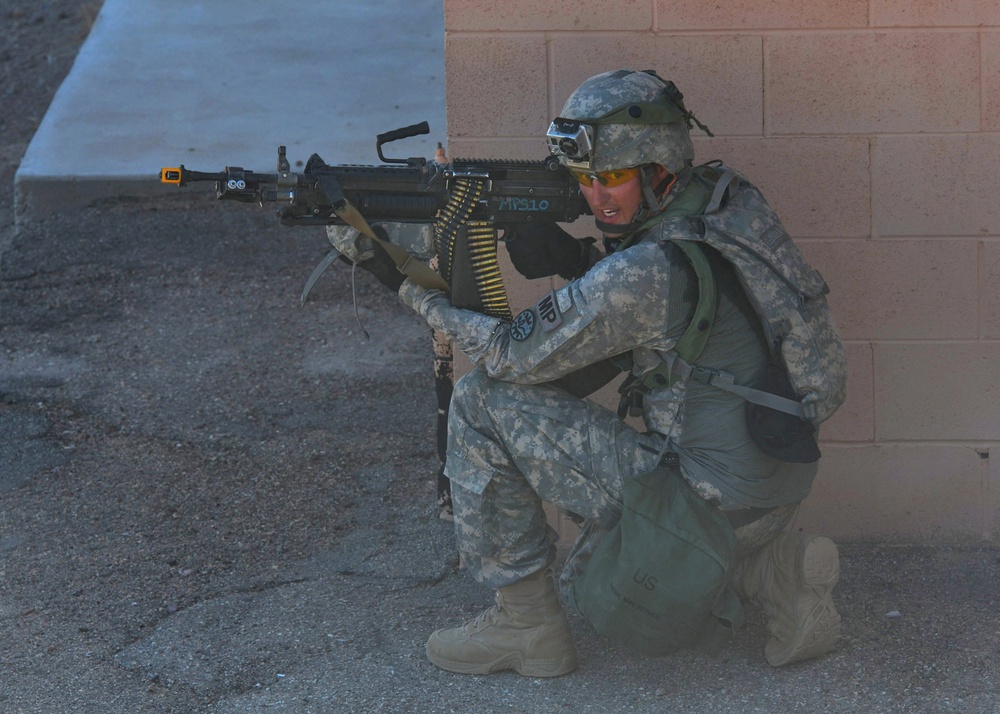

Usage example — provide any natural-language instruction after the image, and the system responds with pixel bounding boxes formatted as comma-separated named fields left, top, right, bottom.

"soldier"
left=350, top=69, right=842, bottom=675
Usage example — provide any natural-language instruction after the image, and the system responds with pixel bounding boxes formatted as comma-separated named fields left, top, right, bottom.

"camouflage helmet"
left=547, top=69, right=700, bottom=173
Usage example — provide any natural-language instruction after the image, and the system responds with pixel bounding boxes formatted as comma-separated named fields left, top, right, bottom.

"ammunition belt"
left=435, top=177, right=512, bottom=320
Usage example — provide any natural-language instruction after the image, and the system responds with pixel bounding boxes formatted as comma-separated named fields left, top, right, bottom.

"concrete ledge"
left=12, top=0, right=446, bottom=225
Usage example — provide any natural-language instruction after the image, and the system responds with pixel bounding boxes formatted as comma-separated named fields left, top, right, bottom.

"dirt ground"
left=3, top=3, right=1000, bottom=713
left=0, top=1, right=444, bottom=708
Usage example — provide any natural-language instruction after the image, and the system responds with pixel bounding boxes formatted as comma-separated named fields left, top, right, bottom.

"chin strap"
left=639, top=165, right=662, bottom=211
left=595, top=217, right=637, bottom=239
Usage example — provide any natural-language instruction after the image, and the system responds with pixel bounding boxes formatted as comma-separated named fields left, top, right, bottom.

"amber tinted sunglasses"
left=568, top=167, right=640, bottom=188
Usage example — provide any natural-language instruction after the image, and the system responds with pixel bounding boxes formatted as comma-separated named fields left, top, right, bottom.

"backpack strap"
left=619, top=164, right=730, bottom=393
left=616, top=164, right=816, bottom=421
left=617, top=240, right=717, bottom=417
left=616, top=166, right=726, bottom=418
left=663, top=356, right=815, bottom=420
left=704, top=167, right=739, bottom=214
left=636, top=241, right=717, bottom=388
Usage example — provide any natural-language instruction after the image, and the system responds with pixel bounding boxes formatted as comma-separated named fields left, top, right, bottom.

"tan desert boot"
left=739, top=531, right=842, bottom=666
left=426, top=568, right=578, bottom=677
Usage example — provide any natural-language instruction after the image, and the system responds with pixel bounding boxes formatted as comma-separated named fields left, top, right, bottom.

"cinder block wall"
left=441, top=0, right=1000, bottom=543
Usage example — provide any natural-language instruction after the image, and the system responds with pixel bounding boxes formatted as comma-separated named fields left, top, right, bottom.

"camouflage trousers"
left=445, top=369, right=797, bottom=589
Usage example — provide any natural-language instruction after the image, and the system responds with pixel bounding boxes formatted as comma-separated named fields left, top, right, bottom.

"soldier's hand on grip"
left=504, top=223, right=591, bottom=281
left=354, top=227, right=407, bottom=293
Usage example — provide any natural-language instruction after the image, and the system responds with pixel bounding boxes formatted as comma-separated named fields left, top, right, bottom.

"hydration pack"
left=623, top=163, right=848, bottom=462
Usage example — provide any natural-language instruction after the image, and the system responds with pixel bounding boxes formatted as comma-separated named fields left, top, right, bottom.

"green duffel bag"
left=567, top=465, right=744, bottom=656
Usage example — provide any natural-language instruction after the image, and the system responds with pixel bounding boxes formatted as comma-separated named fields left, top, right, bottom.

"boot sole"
left=426, top=648, right=578, bottom=677
left=766, top=536, right=842, bottom=667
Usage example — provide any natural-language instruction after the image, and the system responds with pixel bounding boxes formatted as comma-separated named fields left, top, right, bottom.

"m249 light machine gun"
left=161, top=122, right=591, bottom=520
left=160, top=121, right=589, bottom=319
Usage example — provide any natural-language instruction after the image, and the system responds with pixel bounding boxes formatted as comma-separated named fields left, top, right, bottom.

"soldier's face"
left=579, top=164, right=668, bottom=232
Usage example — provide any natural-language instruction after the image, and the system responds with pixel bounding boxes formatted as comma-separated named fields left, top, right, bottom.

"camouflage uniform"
left=397, top=173, right=815, bottom=590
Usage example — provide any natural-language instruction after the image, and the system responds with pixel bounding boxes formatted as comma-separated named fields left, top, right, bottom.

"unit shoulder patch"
left=510, top=309, right=536, bottom=341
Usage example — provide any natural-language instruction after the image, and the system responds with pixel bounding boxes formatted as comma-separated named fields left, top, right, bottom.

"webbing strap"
left=620, top=164, right=813, bottom=422
left=665, top=355, right=813, bottom=419
left=617, top=168, right=722, bottom=405
left=333, top=200, right=449, bottom=291
left=314, top=172, right=449, bottom=292
left=704, top=168, right=738, bottom=215
left=669, top=241, right=717, bottom=364
left=626, top=240, right=717, bottom=396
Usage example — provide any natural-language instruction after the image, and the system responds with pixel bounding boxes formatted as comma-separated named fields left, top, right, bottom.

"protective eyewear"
left=568, top=167, right=640, bottom=188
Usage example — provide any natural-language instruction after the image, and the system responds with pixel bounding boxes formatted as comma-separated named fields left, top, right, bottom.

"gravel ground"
left=2, top=3, right=999, bottom=713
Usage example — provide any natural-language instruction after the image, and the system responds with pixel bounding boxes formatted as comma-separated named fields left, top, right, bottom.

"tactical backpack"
left=619, top=163, right=848, bottom=462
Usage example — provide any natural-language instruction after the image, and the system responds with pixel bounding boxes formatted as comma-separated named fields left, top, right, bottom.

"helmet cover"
left=550, top=69, right=695, bottom=173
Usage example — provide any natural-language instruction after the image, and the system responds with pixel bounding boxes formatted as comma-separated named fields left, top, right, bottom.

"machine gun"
left=160, top=121, right=589, bottom=318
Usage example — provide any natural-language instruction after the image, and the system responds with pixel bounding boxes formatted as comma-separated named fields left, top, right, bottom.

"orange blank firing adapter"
left=160, top=167, right=183, bottom=184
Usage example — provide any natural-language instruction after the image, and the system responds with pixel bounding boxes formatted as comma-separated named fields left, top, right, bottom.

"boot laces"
left=469, top=601, right=504, bottom=630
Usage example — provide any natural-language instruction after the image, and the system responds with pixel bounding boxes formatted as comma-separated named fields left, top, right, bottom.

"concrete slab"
left=14, top=0, right=446, bottom=213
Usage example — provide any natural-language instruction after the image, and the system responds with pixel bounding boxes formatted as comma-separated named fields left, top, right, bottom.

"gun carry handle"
left=376, top=121, right=430, bottom=164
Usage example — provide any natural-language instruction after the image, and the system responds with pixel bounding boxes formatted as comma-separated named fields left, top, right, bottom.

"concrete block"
left=14, top=0, right=448, bottom=206
left=444, top=0, right=651, bottom=31
left=767, top=32, right=980, bottom=135
left=445, top=138, right=548, bottom=161
left=984, top=241, right=1000, bottom=339
left=818, top=341, right=875, bottom=444
left=872, top=0, right=1000, bottom=27
left=445, top=35, right=548, bottom=138
left=656, top=0, right=868, bottom=30
left=875, top=342, right=1000, bottom=441
left=798, top=239, right=979, bottom=340
left=874, top=135, right=1000, bottom=237
left=983, top=32, right=1000, bottom=133
left=550, top=35, right=763, bottom=137
left=692, top=137, right=871, bottom=238
left=796, top=445, right=988, bottom=542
